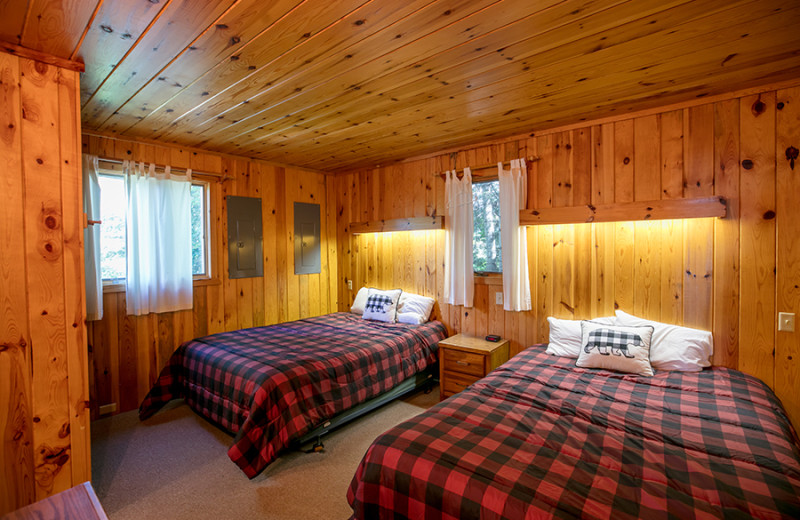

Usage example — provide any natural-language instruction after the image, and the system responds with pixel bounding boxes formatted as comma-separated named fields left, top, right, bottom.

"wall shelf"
left=350, top=216, right=444, bottom=235
left=520, top=196, right=727, bottom=226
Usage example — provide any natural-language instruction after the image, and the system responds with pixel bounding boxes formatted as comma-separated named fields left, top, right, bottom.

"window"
left=473, top=179, right=502, bottom=273
left=98, top=173, right=211, bottom=282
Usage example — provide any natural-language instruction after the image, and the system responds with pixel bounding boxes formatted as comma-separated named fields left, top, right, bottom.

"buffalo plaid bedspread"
left=348, top=346, right=800, bottom=519
left=139, top=312, right=446, bottom=478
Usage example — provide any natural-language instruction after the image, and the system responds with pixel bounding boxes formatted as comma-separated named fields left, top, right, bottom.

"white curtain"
left=498, top=159, right=531, bottom=311
left=444, top=168, right=474, bottom=307
left=126, top=161, right=193, bottom=316
left=83, top=154, right=103, bottom=321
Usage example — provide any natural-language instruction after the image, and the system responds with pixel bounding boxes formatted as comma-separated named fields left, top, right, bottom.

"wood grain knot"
left=751, top=98, right=766, bottom=116
left=58, top=423, right=70, bottom=438
left=786, top=146, right=798, bottom=170
left=741, top=159, right=753, bottom=170
left=623, top=157, right=630, bottom=165
left=45, top=215, right=57, bottom=229
left=36, top=157, right=43, bottom=164
left=763, top=210, right=776, bottom=220
left=777, top=102, right=785, bottom=110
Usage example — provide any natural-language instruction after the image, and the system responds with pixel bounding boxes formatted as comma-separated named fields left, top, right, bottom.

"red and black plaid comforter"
left=139, top=312, right=447, bottom=478
left=348, top=346, right=800, bottom=519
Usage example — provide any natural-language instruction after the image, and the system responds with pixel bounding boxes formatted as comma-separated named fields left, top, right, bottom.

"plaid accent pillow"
left=362, top=289, right=401, bottom=323
left=577, top=321, right=655, bottom=376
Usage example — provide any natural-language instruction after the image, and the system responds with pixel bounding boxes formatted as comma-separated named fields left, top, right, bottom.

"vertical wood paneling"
left=775, top=86, right=800, bottom=430
left=0, top=51, right=36, bottom=516
left=20, top=58, right=73, bottom=499
left=683, top=105, right=715, bottom=330
left=713, top=99, right=740, bottom=368
left=739, top=92, right=776, bottom=388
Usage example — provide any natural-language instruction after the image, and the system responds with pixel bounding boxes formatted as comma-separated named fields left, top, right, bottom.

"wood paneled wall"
left=82, top=135, right=338, bottom=419
left=335, top=82, right=800, bottom=430
left=0, top=53, right=90, bottom=514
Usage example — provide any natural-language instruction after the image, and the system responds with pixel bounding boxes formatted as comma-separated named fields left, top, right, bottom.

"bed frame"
left=293, top=363, right=438, bottom=450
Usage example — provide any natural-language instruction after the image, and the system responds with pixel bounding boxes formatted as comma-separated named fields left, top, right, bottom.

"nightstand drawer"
left=442, top=371, right=481, bottom=396
left=442, top=349, right=485, bottom=377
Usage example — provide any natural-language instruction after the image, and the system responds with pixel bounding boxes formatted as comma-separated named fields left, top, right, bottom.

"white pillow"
left=576, top=322, right=655, bottom=376
left=361, top=289, right=402, bottom=323
left=350, top=287, right=371, bottom=315
left=397, top=292, right=435, bottom=324
left=545, top=316, right=615, bottom=358
left=615, top=310, right=713, bottom=372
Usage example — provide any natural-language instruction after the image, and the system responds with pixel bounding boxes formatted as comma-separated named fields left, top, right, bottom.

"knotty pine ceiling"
left=2, top=0, right=799, bottom=172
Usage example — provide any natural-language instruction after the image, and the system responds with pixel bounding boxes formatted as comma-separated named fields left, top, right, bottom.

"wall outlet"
left=495, top=292, right=503, bottom=305
left=347, top=279, right=353, bottom=291
left=778, top=312, right=795, bottom=332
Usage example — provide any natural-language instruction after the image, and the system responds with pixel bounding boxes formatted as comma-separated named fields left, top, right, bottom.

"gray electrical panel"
left=227, top=195, right=263, bottom=279
left=294, top=202, right=321, bottom=275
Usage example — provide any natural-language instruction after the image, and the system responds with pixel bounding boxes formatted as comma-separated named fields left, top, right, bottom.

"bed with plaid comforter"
left=139, top=312, right=447, bottom=478
left=348, top=345, right=800, bottom=519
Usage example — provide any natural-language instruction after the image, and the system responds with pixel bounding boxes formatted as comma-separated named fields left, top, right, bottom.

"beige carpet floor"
left=91, top=386, right=440, bottom=520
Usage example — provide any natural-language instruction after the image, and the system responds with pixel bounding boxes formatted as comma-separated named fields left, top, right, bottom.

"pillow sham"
left=615, top=310, right=713, bottom=372
left=350, top=287, right=371, bottom=315
left=362, top=289, right=402, bottom=323
left=545, top=315, right=616, bottom=358
left=576, top=322, right=655, bottom=376
left=397, top=292, right=435, bottom=324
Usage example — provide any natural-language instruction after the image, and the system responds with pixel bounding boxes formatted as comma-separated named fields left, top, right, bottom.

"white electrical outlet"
left=778, top=312, right=795, bottom=332
left=495, top=292, right=503, bottom=305
left=347, top=279, right=353, bottom=291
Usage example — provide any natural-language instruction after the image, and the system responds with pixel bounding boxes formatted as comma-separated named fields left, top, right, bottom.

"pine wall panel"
left=0, top=52, right=89, bottom=514
left=335, top=82, right=800, bottom=430
left=82, top=134, right=338, bottom=420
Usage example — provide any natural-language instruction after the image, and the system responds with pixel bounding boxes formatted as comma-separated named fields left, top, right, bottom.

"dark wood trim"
left=0, top=41, right=85, bottom=72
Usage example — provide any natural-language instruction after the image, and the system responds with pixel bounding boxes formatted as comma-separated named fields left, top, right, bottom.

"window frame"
left=96, top=167, right=215, bottom=291
left=190, top=179, right=212, bottom=281
left=472, top=177, right=503, bottom=275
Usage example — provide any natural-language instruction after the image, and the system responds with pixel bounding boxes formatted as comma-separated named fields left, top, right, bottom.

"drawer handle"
left=456, top=360, right=469, bottom=366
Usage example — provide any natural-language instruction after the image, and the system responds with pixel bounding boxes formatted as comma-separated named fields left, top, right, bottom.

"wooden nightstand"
left=438, top=334, right=510, bottom=400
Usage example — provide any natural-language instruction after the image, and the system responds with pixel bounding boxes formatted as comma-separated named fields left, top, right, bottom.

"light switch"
left=495, top=292, right=503, bottom=305
left=347, top=279, right=353, bottom=291
left=778, top=312, right=795, bottom=332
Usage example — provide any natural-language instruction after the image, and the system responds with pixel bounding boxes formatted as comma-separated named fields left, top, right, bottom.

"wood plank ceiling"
left=2, top=0, right=799, bottom=172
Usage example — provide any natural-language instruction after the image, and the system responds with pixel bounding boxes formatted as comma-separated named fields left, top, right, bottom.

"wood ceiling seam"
left=150, top=0, right=452, bottom=141
left=330, top=76, right=800, bottom=173
left=296, top=3, right=796, bottom=168
left=106, top=0, right=311, bottom=135
left=91, top=0, right=246, bottom=130
left=112, top=0, right=376, bottom=136
left=226, top=0, right=700, bottom=150
left=69, top=0, right=104, bottom=61
left=79, top=0, right=175, bottom=109
left=143, top=0, right=506, bottom=143
left=264, top=2, right=796, bottom=167
left=19, top=0, right=34, bottom=46
left=80, top=0, right=236, bottom=122
left=245, top=0, right=763, bottom=154
left=219, top=0, right=641, bottom=146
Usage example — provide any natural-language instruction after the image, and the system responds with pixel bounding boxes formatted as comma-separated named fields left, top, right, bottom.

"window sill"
left=474, top=273, right=503, bottom=286
left=102, top=277, right=222, bottom=294
left=193, top=277, right=221, bottom=287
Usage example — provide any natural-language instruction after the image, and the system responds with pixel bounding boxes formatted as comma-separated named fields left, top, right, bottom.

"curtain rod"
left=95, top=157, right=233, bottom=182
left=438, top=156, right=539, bottom=180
